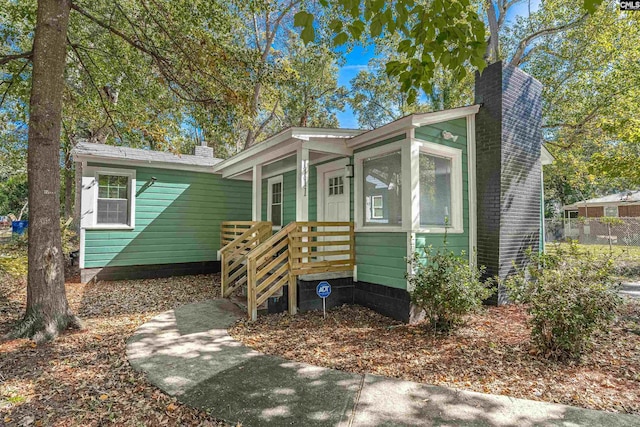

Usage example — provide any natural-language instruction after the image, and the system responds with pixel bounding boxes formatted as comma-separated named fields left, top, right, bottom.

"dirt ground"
left=0, top=271, right=231, bottom=426
left=230, top=301, right=640, bottom=415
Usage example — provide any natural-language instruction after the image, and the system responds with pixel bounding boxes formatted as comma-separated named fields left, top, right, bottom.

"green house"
left=73, top=62, right=554, bottom=321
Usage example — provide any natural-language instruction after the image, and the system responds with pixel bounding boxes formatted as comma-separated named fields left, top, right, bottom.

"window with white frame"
left=328, top=176, right=344, bottom=196
left=371, top=195, right=383, bottom=219
left=96, top=174, right=131, bottom=225
left=604, top=205, right=618, bottom=217
left=268, top=176, right=283, bottom=227
left=418, top=142, right=463, bottom=231
left=362, top=150, right=402, bottom=226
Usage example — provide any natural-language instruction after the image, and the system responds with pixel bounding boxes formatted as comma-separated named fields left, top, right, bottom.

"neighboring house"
left=72, top=61, right=551, bottom=320
left=562, top=190, right=640, bottom=242
left=563, top=190, right=640, bottom=219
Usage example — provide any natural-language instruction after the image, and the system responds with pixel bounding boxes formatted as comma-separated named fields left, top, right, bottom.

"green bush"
left=407, top=246, right=492, bottom=332
left=504, top=243, right=622, bottom=360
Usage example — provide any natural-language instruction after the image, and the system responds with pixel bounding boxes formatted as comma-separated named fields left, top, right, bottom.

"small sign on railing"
left=316, top=281, right=331, bottom=318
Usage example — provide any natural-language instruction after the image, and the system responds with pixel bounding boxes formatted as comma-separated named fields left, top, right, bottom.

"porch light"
left=441, top=130, right=459, bottom=142
left=345, top=163, right=354, bottom=179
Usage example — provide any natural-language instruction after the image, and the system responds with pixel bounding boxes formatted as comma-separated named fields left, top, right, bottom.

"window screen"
left=97, top=175, right=129, bottom=225
left=419, top=153, right=452, bottom=227
left=363, top=151, right=402, bottom=226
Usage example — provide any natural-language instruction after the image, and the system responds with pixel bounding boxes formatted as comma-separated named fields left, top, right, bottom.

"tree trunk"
left=14, top=0, right=81, bottom=342
left=64, top=150, right=73, bottom=220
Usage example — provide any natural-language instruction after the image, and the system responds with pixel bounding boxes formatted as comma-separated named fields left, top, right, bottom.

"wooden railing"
left=290, top=222, right=355, bottom=276
left=220, top=221, right=271, bottom=298
left=245, top=221, right=354, bottom=321
left=221, top=221, right=264, bottom=247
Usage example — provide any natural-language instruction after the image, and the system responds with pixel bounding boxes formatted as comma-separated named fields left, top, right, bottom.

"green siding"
left=84, top=165, right=251, bottom=268
left=413, top=118, right=470, bottom=258
left=356, top=232, right=407, bottom=289
left=261, top=169, right=297, bottom=225
left=308, top=166, right=317, bottom=221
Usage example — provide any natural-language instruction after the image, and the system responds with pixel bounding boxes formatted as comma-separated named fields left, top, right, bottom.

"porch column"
left=252, top=164, right=262, bottom=221
left=296, top=147, right=309, bottom=221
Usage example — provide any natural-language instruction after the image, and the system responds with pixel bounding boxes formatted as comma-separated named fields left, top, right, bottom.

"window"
left=362, top=150, right=402, bottom=226
left=329, top=176, right=344, bottom=196
left=417, top=141, right=463, bottom=232
left=97, top=174, right=130, bottom=225
left=268, top=176, right=283, bottom=228
left=419, top=153, right=452, bottom=227
left=604, top=206, right=618, bottom=217
left=371, top=195, right=383, bottom=219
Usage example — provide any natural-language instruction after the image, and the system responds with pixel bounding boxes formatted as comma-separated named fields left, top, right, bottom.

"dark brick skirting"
left=267, top=278, right=411, bottom=322
left=80, top=261, right=220, bottom=283
left=354, top=281, right=411, bottom=323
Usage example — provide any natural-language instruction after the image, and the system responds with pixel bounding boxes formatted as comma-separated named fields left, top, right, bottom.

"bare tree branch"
left=68, top=38, right=124, bottom=143
left=70, top=2, right=169, bottom=62
left=0, top=60, right=29, bottom=108
left=0, top=51, right=33, bottom=65
left=508, top=14, right=589, bottom=67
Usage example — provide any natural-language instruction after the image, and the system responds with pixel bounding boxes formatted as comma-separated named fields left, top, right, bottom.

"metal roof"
left=72, top=142, right=223, bottom=168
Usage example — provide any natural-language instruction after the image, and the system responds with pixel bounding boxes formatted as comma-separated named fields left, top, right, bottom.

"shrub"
left=407, top=246, right=492, bottom=332
left=504, top=243, right=622, bottom=360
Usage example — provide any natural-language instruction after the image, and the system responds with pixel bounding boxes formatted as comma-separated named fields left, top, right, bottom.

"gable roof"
left=564, top=190, right=640, bottom=209
left=72, top=142, right=223, bottom=171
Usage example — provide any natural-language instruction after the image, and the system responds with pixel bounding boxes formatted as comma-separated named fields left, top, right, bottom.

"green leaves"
left=294, top=10, right=316, bottom=44
left=583, top=0, right=603, bottom=14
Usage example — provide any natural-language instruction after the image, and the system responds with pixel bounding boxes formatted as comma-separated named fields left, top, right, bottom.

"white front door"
left=323, top=168, right=349, bottom=223
left=318, top=162, right=350, bottom=261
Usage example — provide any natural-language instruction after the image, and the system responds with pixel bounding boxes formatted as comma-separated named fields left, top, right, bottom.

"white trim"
left=467, top=115, right=477, bottom=265
left=371, top=195, right=383, bottom=219
left=252, top=164, right=262, bottom=221
left=82, top=166, right=136, bottom=230
left=267, top=175, right=283, bottom=229
left=74, top=155, right=218, bottom=175
left=213, top=127, right=362, bottom=174
left=219, top=140, right=302, bottom=179
left=296, top=147, right=310, bottom=221
left=541, top=145, right=554, bottom=165
left=354, top=139, right=409, bottom=232
left=302, top=140, right=351, bottom=156
left=604, top=205, right=619, bottom=217
left=409, top=137, right=420, bottom=231
left=347, top=105, right=480, bottom=148
left=406, top=232, right=416, bottom=292
left=316, top=158, right=351, bottom=222
left=262, top=164, right=297, bottom=180
left=414, top=139, right=464, bottom=234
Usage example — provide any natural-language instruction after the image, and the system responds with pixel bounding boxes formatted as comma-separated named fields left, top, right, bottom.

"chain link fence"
left=545, top=217, right=640, bottom=247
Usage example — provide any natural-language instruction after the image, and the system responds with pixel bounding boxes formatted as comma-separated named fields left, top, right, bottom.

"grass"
left=547, top=242, right=640, bottom=281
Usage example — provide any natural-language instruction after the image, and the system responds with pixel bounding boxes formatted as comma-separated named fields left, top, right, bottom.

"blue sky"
left=335, top=0, right=541, bottom=128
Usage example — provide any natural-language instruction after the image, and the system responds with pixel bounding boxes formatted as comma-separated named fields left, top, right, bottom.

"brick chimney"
left=474, top=61, right=543, bottom=303
left=193, top=140, right=214, bottom=157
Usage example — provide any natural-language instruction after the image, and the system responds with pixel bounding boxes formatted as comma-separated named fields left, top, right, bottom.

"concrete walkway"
left=126, top=300, right=640, bottom=427
left=621, top=281, right=640, bottom=299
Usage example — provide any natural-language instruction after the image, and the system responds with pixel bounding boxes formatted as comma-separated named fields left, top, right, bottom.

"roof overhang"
left=346, top=104, right=480, bottom=148
left=212, top=127, right=363, bottom=178
left=541, top=145, right=554, bottom=165
left=73, top=153, right=219, bottom=174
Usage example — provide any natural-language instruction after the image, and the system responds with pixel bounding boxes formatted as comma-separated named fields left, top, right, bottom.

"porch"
left=220, top=220, right=355, bottom=320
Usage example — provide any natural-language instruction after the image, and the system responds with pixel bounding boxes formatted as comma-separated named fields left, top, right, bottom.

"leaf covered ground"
left=0, top=271, right=229, bottom=426
left=230, top=302, right=640, bottom=415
